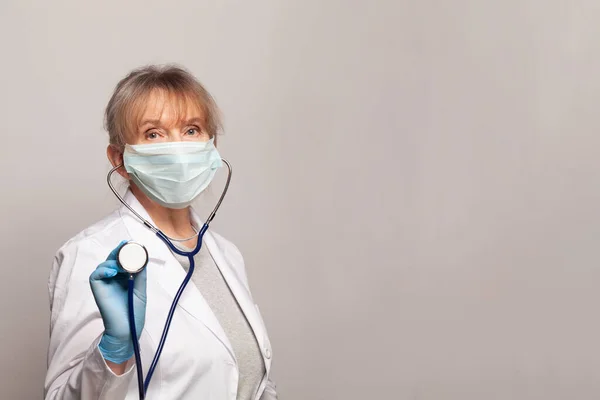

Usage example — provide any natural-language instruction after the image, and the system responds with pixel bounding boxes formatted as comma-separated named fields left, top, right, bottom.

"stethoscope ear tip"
left=117, top=241, right=149, bottom=274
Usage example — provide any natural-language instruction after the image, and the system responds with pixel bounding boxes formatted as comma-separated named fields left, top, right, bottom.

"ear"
left=106, top=144, right=130, bottom=180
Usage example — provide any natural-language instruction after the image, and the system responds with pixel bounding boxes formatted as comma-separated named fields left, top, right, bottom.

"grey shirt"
left=171, top=242, right=265, bottom=400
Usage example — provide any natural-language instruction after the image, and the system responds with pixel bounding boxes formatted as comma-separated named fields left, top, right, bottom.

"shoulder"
left=47, top=210, right=132, bottom=327
left=49, top=210, right=130, bottom=295
left=54, top=210, right=129, bottom=262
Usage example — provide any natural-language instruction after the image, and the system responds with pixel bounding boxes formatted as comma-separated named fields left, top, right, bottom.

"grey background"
left=1, top=1, right=600, bottom=399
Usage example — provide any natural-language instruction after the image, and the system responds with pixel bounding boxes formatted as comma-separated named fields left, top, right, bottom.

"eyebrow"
left=184, top=117, right=204, bottom=126
left=139, top=117, right=205, bottom=128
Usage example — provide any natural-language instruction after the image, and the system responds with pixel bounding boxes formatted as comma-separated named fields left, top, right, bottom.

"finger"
left=89, top=260, right=119, bottom=281
left=105, top=240, right=129, bottom=261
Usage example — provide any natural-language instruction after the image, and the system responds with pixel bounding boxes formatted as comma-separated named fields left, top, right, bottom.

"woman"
left=44, top=65, right=278, bottom=400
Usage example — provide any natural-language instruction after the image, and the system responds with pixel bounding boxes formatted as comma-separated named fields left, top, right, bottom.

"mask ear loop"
left=107, top=159, right=232, bottom=236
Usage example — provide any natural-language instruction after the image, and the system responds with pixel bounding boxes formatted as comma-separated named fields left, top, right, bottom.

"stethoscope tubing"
left=143, top=225, right=206, bottom=392
left=128, top=276, right=145, bottom=399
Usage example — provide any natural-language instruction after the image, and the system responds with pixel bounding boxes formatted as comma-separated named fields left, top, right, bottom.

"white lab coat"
left=45, top=190, right=278, bottom=400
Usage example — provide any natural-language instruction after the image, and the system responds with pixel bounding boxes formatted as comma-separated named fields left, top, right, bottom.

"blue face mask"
left=123, top=139, right=222, bottom=209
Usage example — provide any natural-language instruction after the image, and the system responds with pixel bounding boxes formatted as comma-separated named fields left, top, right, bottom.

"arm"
left=45, top=241, right=135, bottom=400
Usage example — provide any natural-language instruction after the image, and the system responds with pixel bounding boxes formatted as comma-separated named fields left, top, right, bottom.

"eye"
left=185, top=127, right=200, bottom=136
left=145, top=130, right=160, bottom=140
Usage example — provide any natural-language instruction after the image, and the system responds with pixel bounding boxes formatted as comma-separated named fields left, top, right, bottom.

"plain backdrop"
left=2, top=1, right=600, bottom=399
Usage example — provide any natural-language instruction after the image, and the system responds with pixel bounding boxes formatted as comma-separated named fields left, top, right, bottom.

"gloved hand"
left=89, top=240, right=147, bottom=364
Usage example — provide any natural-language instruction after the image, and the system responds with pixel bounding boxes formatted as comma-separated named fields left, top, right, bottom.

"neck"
left=131, top=185, right=197, bottom=243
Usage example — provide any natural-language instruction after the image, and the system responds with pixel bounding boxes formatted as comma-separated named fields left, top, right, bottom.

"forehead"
left=134, top=89, right=205, bottom=127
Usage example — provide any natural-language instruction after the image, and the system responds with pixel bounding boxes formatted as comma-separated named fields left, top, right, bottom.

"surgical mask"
left=123, top=139, right=222, bottom=209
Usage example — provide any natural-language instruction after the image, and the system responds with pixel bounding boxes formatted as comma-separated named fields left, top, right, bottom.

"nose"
left=168, top=129, right=184, bottom=142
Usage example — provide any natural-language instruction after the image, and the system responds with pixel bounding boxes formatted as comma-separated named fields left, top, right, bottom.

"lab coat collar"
left=201, top=219, right=272, bottom=373
left=189, top=200, right=272, bottom=375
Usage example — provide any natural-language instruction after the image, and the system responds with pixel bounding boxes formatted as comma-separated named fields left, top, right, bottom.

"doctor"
left=44, top=65, right=278, bottom=400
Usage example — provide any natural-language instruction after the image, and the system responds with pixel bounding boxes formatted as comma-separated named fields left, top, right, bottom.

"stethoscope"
left=106, top=159, right=232, bottom=400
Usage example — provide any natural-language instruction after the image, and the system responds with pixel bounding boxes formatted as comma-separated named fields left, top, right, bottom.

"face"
left=107, top=89, right=210, bottom=175
left=132, top=90, right=210, bottom=145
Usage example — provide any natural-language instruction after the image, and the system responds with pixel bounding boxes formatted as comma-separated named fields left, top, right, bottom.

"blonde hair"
left=104, top=64, right=222, bottom=149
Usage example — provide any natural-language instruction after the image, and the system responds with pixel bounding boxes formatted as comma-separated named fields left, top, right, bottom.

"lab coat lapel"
left=119, top=190, right=235, bottom=361
left=191, top=210, right=270, bottom=372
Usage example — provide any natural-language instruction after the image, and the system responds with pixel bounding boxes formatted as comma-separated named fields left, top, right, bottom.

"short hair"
left=104, top=64, right=222, bottom=149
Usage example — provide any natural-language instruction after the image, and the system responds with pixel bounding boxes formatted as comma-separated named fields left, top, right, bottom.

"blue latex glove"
left=89, top=240, right=147, bottom=364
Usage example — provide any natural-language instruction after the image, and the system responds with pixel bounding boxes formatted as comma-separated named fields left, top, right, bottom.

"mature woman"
left=44, top=65, right=278, bottom=400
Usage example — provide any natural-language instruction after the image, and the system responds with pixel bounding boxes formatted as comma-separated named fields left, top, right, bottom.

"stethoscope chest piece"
left=117, top=242, right=149, bottom=274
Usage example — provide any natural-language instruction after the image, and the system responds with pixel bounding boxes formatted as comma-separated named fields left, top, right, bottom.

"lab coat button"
left=264, top=347, right=272, bottom=359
